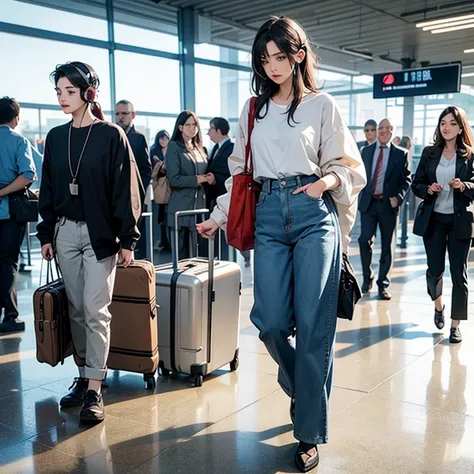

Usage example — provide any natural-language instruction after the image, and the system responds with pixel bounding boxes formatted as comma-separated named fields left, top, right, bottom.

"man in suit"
left=206, top=117, right=233, bottom=209
left=358, top=118, right=411, bottom=300
left=115, top=100, right=152, bottom=260
left=357, top=119, right=377, bottom=151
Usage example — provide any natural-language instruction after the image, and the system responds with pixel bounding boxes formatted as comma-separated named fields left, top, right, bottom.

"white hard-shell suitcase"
left=155, top=209, right=241, bottom=386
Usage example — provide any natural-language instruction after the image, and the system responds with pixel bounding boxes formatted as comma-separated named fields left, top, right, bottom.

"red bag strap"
left=244, top=96, right=257, bottom=174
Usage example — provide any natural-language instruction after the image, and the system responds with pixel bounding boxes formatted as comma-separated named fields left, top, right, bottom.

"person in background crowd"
left=399, top=136, right=412, bottom=151
left=398, top=135, right=413, bottom=246
left=19, top=144, right=43, bottom=274
left=206, top=117, right=234, bottom=261
left=358, top=118, right=411, bottom=300
left=0, top=96, right=36, bottom=333
left=357, top=119, right=377, bottom=151
left=115, top=100, right=152, bottom=260
left=150, top=130, right=171, bottom=252
left=393, top=136, right=401, bottom=146
left=197, top=16, right=366, bottom=472
left=166, top=111, right=213, bottom=258
left=411, top=106, right=474, bottom=344
left=38, top=62, right=141, bottom=423
left=150, top=129, right=170, bottom=163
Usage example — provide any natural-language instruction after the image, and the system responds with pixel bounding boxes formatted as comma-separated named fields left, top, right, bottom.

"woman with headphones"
left=37, top=62, right=142, bottom=423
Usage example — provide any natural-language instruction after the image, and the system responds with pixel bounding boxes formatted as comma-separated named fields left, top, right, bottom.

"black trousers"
left=423, top=213, right=470, bottom=320
left=358, top=199, right=398, bottom=289
left=0, top=218, right=26, bottom=319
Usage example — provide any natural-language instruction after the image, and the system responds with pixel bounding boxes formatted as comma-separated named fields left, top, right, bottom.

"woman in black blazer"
left=412, top=106, right=474, bottom=344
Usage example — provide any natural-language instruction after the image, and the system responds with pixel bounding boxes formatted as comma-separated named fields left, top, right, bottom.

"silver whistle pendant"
left=69, top=182, right=79, bottom=196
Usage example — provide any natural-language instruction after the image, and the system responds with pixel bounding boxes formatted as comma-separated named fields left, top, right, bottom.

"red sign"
left=382, top=74, right=396, bottom=86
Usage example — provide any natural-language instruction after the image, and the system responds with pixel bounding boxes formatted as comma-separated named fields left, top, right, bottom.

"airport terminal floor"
left=1, top=234, right=474, bottom=473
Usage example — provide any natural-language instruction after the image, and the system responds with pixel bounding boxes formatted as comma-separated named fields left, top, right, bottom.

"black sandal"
left=295, top=442, right=319, bottom=472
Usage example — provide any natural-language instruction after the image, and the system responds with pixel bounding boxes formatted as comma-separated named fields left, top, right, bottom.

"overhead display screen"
left=373, top=63, right=461, bottom=99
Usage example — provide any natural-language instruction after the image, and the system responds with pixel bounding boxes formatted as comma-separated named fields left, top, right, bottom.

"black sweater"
left=37, top=121, right=142, bottom=261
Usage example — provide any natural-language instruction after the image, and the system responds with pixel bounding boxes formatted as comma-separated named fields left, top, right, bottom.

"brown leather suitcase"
left=33, top=270, right=73, bottom=367
left=107, top=259, right=159, bottom=389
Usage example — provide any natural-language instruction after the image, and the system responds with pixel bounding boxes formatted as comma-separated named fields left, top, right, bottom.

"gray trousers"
left=55, top=218, right=117, bottom=380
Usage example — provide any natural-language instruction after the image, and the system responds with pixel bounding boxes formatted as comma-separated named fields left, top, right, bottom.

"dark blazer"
left=358, top=142, right=411, bottom=214
left=411, top=145, right=474, bottom=239
left=127, top=125, right=152, bottom=192
left=207, top=139, right=233, bottom=206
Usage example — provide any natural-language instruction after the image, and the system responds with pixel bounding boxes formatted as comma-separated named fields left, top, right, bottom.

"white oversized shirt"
left=211, top=92, right=367, bottom=251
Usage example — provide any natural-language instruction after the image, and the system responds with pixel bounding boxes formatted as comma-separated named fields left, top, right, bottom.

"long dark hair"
left=251, top=16, right=318, bottom=126
left=170, top=111, right=204, bottom=152
left=150, top=129, right=170, bottom=160
left=51, top=61, right=104, bottom=120
left=433, top=106, right=474, bottom=159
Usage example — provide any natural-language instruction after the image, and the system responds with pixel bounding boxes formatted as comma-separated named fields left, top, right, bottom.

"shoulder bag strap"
left=244, top=97, right=258, bottom=174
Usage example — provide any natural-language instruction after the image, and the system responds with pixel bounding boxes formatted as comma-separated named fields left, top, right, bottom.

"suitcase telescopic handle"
left=173, top=209, right=216, bottom=365
left=173, top=209, right=215, bottom=276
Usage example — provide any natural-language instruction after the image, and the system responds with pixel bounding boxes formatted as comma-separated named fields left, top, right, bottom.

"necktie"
left=208, top=144, right=219, bottom=165
left=372, top=145, right=386, bottom=194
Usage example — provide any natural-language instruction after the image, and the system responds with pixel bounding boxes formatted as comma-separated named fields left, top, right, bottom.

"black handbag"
left=338, top=252, right=362, bottom=320
left=9, top=187, right=39, bottom=223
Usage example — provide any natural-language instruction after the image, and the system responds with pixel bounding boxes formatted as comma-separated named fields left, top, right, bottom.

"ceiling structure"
left=158, top=0, right=474, bottom=85
left=16, top=0, right=474, bottom=86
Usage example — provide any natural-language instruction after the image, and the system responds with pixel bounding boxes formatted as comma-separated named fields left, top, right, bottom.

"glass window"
left=195, top=64, right=251, bottom=120
left=133, top=116, right=178, bottom=148
left=351, top=92, right=386, bottom=128
left=386, top=98, right=404, bottom=133
left=40, top=109, right=70, bottom=137
left=16, top=108, right=40, bottom=142
left=413, top=127, right=425, bottom=147
left=352, top=75, right=373, bottom=90
left=114, top=23, right=178, bottom=53
left=334, top=95, right=350, bottom=123
left=1, top=0, right=108, bottom=40
left=0, top=33, right=111, bottom=110
left=195, top=43, right=220, bottom=61
left=115, top=51, right=180, bottom=113
left=317, top=70, right=352, bottom=93
left=195, top=43, right=251, bottom=68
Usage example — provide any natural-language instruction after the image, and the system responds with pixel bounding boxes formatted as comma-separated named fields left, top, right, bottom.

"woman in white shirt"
left=197, top=16, right=366, bottom=472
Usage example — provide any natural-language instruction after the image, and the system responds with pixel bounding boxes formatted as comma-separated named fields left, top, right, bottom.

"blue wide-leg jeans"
left=250, top=175, right=341, bottom=445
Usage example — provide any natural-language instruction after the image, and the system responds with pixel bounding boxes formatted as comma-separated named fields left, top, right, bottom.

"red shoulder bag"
left=226, top=97, right=261, bottom=251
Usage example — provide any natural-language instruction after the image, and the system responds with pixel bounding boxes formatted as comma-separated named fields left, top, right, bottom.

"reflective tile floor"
left=2, top=236, right=474, bottom=473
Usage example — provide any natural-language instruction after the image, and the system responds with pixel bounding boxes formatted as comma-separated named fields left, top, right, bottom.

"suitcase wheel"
left=194, top=374, right=204, bottom=387
left=144, top=374, right=156, bottom=390
left=160, top=367, right=170, bottom=377
left=230, top=356, right=239, bottom=372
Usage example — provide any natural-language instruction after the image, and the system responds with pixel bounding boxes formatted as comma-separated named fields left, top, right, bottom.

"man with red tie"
left=358, top=118, right=411, bottom=300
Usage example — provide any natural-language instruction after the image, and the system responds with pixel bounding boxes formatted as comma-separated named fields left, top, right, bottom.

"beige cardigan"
left=211, top=94, right=367, bottom=252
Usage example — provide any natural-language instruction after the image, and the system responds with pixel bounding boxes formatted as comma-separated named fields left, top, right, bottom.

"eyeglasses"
left=115, top=112, right=131, bottom=116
